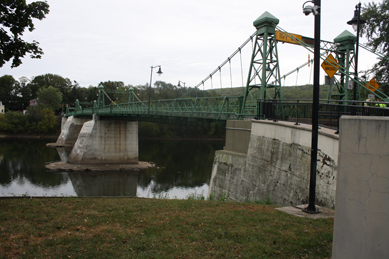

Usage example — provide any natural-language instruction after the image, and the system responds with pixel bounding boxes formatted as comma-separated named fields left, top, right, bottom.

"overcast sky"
left=1, top=0, right=379, bottom=89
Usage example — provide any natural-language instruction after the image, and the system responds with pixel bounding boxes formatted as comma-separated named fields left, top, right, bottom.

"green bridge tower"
left=241, top=11, right=283, bottom=119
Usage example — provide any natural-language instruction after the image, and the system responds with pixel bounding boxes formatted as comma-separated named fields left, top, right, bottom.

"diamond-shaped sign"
left=366, top=78, right=380, bottom=92
left=321, top=54, right=339, bottom=79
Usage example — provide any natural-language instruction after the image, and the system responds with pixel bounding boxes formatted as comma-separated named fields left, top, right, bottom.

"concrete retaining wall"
left=68, top=117, right=138, bottom=164
left=332, top=116, right=389, bottom=259
left=209, top=120, right=338, bottom=208
left=224, top=120, right=252, bottom=154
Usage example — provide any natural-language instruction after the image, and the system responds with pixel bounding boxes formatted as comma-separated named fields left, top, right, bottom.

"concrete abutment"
left=209, top=120, right=338, bottom=208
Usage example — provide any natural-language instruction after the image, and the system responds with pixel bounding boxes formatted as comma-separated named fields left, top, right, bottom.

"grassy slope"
left=0, top=198, right=333, bottom=258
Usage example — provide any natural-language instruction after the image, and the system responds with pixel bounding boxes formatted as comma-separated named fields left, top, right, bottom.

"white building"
left=0, top=101, right=4, bottom=114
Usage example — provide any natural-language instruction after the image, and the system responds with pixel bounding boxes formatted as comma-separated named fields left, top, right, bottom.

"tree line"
left=0, top=73, right=225, bottom=136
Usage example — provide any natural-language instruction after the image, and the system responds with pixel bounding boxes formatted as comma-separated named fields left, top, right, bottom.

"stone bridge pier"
left=51, top=115, right=139, bottom=166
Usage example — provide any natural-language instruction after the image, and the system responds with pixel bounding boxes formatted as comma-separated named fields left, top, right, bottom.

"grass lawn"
left=0, top=198, right=333, bottom=258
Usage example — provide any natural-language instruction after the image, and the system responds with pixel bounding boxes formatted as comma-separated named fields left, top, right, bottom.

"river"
left=0, top=138, right=224, bottom=198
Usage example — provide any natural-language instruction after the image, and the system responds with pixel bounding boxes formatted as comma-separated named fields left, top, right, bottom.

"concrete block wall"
left=332, top=116, right=389, bottom=259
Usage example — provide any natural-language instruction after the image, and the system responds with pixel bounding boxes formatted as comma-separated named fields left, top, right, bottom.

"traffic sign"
left=275, top=31, right=303, bottom=45
left=366, top=78, right=380, bottom=92
left=321, top=54, right=339, bottom=78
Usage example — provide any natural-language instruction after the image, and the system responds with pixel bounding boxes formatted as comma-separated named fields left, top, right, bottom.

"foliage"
left=29, top=74, right=73, bottom=108
left=0, top=0, right=50, bottom=68
left=211, top=84, right=336, bottom=100
left=0, top=107, right=59, bottom=134
left=0, top=198, right=334, bottom=258
left=0, top=75, right=21, bottom=111
left=37, top=86, right=63, bottom=110
left=138, top=121, right=225, bottom=139
left=34, top=107, right=58, bottom=133
left=361, top=0, right=389, bottom=84
left=0, top=111, right=25, bottom=133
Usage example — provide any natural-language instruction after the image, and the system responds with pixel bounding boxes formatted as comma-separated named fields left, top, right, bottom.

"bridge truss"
left=65, top=11, right=388, bottom=124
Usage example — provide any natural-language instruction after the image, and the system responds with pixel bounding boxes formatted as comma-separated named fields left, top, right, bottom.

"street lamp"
left=149, top=65, right=163, bottom=114
left=347, top=3, right=366, bottom=103
left=302, top=0, right=321, bottom=214
left=177, top=80, right=186, bottom=87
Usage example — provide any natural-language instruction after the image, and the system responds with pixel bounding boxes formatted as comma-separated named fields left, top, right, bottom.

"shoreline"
left=45, top=161, right=154, bottom=172
left=0, top=134, right=225, bottom=141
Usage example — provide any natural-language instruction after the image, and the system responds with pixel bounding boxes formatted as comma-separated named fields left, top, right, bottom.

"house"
left=29, top=99, right=38, bottom=106
left=0, top=101, right=4, bottom=114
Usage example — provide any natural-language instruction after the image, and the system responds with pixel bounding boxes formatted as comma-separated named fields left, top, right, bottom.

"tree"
left=0, top=0, right=50, bottom=68
left=0, top=75, right=21, bottom=110
left=361, top=1, right=389, bottom=84
left=29, top=74, right=72, bottom=109
left=37, top=86, right=62, bottom=111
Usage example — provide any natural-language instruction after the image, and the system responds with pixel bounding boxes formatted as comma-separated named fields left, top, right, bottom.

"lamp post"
left=302, top=0, right=321, bottom=214
left=177, top=80, right=186, bottom=87
left=347, top=3, right=366, bottom=103
left=149, top=65, right=163, bottom=114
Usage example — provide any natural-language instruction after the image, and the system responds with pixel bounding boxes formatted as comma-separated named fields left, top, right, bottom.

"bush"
left=35, top=108, right=57, bottom=134
left=0, top=111, right=26, bottom=133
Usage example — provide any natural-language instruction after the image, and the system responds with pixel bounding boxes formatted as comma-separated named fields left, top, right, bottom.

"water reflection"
left=138, top=139, right=221, bottom=195
left=0, top=138, right=68, bottom=188
left=0, top=138, right=224, bottom=198
left=68, top=171, right=138, bottom=197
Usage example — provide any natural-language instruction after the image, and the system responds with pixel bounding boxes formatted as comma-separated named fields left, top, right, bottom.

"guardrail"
left=258, top=99, right=389, bottom=134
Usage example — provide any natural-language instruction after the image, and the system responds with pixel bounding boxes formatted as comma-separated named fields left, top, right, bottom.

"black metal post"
left=295, top=100, right=300, bottom=125
left=353, top=3, right=362, bottom=103
left=305, top=0, right=321, bottom=213
left=148, top=66, right=154, bottom=115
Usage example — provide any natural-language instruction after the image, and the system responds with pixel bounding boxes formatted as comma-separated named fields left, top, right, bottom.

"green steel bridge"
left=65, top=12, right=388, bottom=125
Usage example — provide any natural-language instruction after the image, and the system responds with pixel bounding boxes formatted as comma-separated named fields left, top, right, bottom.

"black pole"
left=149, top=66, right=153, bottom=115
left=305, top=0, right=320, bottom=213
left=353, top=3, right=362, bottom=102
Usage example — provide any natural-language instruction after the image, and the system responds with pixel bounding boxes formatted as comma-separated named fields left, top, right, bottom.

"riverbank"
left=0, top=134, right=58, bottom=139
left=0, top=198, right=333, bottom=258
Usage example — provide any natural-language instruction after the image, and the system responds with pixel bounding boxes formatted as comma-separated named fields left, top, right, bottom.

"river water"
left=0, top=138, right=224, bottom=198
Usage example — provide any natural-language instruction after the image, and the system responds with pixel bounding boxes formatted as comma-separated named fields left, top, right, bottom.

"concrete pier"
left=46, top=115, right=147, bottom=171
left=55, top=116, right=90, bottom=147
left=68, top=116, right=138, bottom=164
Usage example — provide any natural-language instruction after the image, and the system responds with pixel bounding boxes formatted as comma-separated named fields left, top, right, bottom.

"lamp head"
left=156, top=66, right=163, bottom=76
left=347, top=6, right=366, bottom=31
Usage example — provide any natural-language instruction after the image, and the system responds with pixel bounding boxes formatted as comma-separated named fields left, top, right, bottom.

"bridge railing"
left=65, top=95, right=258, bottom=122
left=258, top=99, right=389, bottom=133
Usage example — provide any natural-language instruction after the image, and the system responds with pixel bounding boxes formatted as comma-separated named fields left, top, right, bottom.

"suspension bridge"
left=64, top=11, right=388, bottom=125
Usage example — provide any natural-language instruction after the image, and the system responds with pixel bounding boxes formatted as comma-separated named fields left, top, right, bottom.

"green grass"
left=0, top=198, right=333, bottom=258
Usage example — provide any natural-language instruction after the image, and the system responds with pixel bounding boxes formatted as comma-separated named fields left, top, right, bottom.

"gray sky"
left=1, top=0, right=378, bottom=89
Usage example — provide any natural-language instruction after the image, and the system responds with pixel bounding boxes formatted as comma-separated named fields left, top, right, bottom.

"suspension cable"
left=239, top=48, right=244, bottom=87
left=193, top=32, right=256, bottom=89
left=229, top=58, right=233, bottom=88
left=219, top=67, right=223, bottom=90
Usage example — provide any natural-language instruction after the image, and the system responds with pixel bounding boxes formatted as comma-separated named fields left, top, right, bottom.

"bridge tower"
left=241, top=11, right=282, bottom=118
left=332, top=30, right=357, bottom=100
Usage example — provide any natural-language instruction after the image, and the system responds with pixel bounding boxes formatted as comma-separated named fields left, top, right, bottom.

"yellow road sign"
left=366, top=78, right=380, bottom=92
left=321, top=54, right=339, bottom=79
left=275, top=31, right=303, bottom=45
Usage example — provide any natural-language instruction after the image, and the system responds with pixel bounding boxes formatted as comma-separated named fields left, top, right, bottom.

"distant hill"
left=208, top=84, right=338, bottom=100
